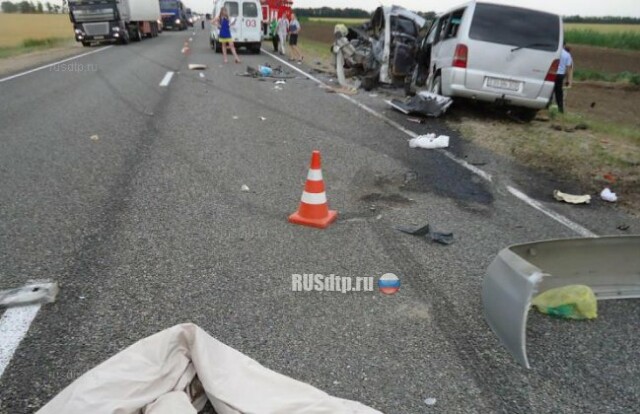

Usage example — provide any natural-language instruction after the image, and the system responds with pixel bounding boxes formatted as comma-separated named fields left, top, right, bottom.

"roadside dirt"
left=570, top=44, right=640, bottom=73
left=0, top=42, right=84, bottom=77
left=569, top=82, right=640, bottom=127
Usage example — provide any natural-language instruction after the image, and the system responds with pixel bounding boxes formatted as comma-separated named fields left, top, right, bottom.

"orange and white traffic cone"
left=289, top=150, right=337, bottom=229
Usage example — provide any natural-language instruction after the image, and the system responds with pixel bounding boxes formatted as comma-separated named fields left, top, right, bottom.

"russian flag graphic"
left=378, top=273, right=400, bottom=295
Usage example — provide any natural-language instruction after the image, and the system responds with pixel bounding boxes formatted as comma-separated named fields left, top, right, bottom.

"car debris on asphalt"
left=188, top=64, right=207, bottom=70
left=483, top=236, right=640, bottom=368
left=409, top=134, right=450, bottom=149
left=37, top=324, right=382, bottom=414
left=239, top=64, right=295, bottom=80
left=388, top=91, right=453, bottom=117
left=600, top=187, right=618, bottom=202
left=241, top=184, right=250, bottom=192
left=0, top=280, right=59, bottom=308
left=395, top=223, right=454, bottom=245
left=553, top=190, right=591, bottom=204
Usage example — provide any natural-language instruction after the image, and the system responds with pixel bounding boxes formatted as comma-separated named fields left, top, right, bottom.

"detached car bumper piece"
left=482, top=236, right=640, bottom=368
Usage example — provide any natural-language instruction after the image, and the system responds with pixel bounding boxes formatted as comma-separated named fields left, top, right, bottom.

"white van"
left=210, top=0, right=262, bottom=53
left=412, top=1, right=563, bottom=118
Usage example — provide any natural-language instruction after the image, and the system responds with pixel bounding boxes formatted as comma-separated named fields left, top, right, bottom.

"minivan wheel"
left=431, top=74, right=442, bottom=95
left=517, top=108, right=538, bottom=122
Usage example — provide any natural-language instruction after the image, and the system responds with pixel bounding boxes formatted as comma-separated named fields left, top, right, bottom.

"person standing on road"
left=554, top=43, right=573, bottom=113
left=213, top=7, right=241, bottom=64
left=276, top=13, right=289, bottom=56
left=269, top=18, right=279, bottom=52
left=288, top=13, right=303, bottom=63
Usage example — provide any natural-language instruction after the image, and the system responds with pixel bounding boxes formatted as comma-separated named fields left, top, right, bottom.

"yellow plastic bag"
left=532, top=285, right=597, bottom=320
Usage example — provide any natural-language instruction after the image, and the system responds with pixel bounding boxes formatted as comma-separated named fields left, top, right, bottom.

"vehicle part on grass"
left=532, top=285, right=597, bottom=320
left=396, top=223, right=454, bottom=245
left=617, top=224, right=630, bottom=231
left=37, top=324, right=381, bottom=414
left=388, top=91, right=453, bottom=117
left=332, top=7, right=426, bottom=90
left=409, top=134, right=450, bottom=149
left=188, top=64, right=207, bottom=70
left=483, top=236, right=640, bottom=368
left=553, top=190, right=591, bottom=205
left=600, top=188, right=618, bottom=202
left=289, top=151, right=337, bottom=229
left=0, top=280, right=59, bottom=308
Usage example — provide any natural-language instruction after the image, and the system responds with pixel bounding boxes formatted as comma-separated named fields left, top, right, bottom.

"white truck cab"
left=210, top=0, right=262, bottom=54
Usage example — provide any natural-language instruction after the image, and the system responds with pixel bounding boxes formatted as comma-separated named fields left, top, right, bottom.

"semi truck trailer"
left=69, top=0, right=162, bottom=46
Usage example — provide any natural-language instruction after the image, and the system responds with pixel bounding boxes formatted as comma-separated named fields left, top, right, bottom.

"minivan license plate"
left=487, top=77, right=520, bottom=91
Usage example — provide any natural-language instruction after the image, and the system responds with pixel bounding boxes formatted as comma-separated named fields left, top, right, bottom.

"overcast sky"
left=177, top=0, right=640, bottom=16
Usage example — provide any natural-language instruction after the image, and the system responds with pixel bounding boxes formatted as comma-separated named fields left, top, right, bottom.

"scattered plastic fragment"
left=407, top=117, right=425, bottom=124
left=424, top=398, right=437, bottom=406
left=532, top=285, right=597, bottom=320
left=232, top=116, right=239, bottom=120
left=553, top=190, right=591, bottom=204
left=199, top=73, right=204, bottom=78
left=90, top=135, right=99, bottom=141
left=0, top=280, right=59, bottom=307
left=259, top=116, right=266, bottom=121
left=396, top=223, right=454, bottom=245
left=388, top=91, right=453, bottom=117
left=409, top=134, right=449, bottom=149
left=188, top=64, right=207, bottom=70
left=274, top=80, right=286, bottom=85
left=600, top=188, right=618, bottom=202
left=241, top=184, right=250, bottom=192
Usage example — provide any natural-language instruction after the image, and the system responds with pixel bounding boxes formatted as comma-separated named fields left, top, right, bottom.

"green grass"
left=565, top=29, right=640, bottom=50
left=574, top=68, right=640, bottom=85
left=306, top=17, right=367, bottom=25
left=298, top=37, right=333, bottom=62
left=0, top=37, right=71, bottom=59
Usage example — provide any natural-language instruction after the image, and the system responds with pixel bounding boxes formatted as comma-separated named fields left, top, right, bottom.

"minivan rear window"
left=469, top=3, right=559, bottom=52
left=224, top=2, right=239, bottom=17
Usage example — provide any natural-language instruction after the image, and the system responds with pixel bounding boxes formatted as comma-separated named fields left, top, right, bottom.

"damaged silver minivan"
left=409, top=1, right=563, bottom=119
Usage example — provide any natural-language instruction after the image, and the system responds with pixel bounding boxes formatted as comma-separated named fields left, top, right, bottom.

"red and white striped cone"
left=288, top=150, right=337, bottom=229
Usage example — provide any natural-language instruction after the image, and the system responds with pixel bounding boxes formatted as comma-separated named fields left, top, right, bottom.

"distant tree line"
left=293, top=7, right=370, bottom=18
left=1, top=1, right=62, bottom=13
left=563, top=15, right=640, bottom=24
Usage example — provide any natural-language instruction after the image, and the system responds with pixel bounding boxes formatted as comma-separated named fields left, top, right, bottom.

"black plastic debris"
left=395, top=223, right=454, bottom=245
left=388, top=91, right=453, bottom=118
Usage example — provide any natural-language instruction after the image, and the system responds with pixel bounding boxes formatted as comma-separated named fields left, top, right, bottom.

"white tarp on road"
left=37, top=323, right=382, bottom=414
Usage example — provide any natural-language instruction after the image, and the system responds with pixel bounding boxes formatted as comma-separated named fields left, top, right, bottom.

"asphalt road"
left=0, top=28, right=639, bottom=414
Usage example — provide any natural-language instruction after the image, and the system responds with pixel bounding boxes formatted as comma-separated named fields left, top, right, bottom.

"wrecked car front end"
left=333, top=6, right=426, bottom=90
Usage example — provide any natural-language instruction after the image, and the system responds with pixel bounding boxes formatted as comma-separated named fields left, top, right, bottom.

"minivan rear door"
left=464, top=3, right=561, bottom=97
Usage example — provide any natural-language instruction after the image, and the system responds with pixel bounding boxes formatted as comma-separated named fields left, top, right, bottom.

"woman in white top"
left=276, top=14, right=289, bottom=56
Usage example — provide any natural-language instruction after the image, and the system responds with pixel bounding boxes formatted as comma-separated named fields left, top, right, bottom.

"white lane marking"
left=159, top=71, right=174, bottom=87
left=0, top=305, right=41, bottom=378
left=262, top=48, right=596, bottom=237
left=0, top=46, right=114, bottom=83
left=507, top=186, right=597, bottom=237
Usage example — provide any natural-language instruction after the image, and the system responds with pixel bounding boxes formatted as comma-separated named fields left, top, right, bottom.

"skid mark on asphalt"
left=0, top=305, right=41, bottom=379
left=261, top=49, right=597, bottom=238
